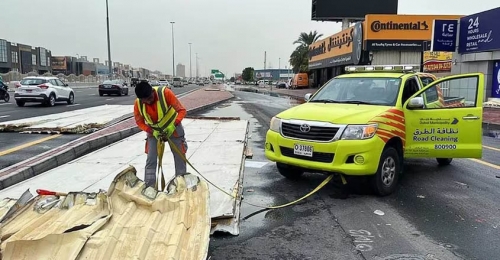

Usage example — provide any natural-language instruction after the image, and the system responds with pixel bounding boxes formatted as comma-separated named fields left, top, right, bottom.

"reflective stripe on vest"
left=136, top=86, right=178, bottom=133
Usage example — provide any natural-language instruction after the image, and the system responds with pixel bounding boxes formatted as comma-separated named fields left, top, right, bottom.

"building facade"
left=0, top=38, right=52, bottom=74
left=176, top=63, right=186, bottom=77
left=253, top=69, right=294, bottom=81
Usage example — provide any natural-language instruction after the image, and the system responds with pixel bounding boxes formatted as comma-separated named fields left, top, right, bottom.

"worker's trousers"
left=144, top=123, right=188, bottom=188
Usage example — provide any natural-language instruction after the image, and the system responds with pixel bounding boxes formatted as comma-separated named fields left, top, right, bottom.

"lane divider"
left=0, top=134, right=61, bottom=157
left=469, top=158, right=500, bottom=170
left=483, top=145, right=500, bottom=152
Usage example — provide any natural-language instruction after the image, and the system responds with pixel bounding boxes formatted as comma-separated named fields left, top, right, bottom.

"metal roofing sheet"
left=0, top=105, right=133, bottom=133
left=0, top=166, right=211, bottom=260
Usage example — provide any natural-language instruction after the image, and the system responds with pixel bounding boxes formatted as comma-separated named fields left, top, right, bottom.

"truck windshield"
left=309, top=77, right=402, bottom=106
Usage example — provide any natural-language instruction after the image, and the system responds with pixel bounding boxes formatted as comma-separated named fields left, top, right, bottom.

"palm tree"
left=289, top=31, right=323, bottom=73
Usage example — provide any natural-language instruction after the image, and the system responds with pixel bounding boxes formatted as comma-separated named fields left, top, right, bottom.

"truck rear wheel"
left=436, top=158, right=453, bottom=165
left=371, top=147, right=401, bottom=196
left=277, top=163, right=304, bottom=180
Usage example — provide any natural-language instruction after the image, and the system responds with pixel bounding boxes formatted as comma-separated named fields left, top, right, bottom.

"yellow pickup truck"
left=265, top=65, right=483, bottom=196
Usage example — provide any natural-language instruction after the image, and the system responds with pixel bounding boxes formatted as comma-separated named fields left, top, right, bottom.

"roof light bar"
left=344, top=65, right=421, bottom=73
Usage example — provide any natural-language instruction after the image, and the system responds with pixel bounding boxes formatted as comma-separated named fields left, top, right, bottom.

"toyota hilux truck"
left=265, top=65, right=484, bottom=196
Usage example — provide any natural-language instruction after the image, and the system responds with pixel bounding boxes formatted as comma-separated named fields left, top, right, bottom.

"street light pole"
left=278, top=57, right=281, bottom=81
left=170, top=21, right=175, bottom=77
left=195, top=53, right=198, bottom=79
left=188, top=43, right=192, bottom=79
left=105, top=0, right=112, bottom=79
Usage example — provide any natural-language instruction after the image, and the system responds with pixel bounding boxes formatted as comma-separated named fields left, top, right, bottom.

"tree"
left=230, top=77, right=235, bottom=82
left=289, top=31, right=323, bottom=73
left=242, top=67, right=254, bottom=82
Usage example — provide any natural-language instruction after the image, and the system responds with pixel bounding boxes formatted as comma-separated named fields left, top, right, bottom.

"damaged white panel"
left=0, top=118, right=249, bottom=235
left=0, top=105, right=133, bottom=133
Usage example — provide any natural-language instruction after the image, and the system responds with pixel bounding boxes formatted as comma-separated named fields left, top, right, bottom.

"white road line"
left=89, top=94, right=96, bottom=96
left=0, top=103, right=12, bottom=105
left=106, top=98, right=114, bottom=100
left=66, top=104, right=80, bottom=107
left=244, top=160, right=270, bottom=168
left=0, top=115, right=10, bottom=118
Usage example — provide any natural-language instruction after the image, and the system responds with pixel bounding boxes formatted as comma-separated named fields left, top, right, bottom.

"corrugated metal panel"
left=400, top=52, right=421, bottom=64
left=0, top=105, right=133, bottom=133
left=371, top=51, right=422, bottom=65
left=0, top=166, right=211, bottom=260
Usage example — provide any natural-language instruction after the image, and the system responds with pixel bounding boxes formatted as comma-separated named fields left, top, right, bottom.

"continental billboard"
left=364, top=14, right=463, bottom=51
left=308, top=22, right=364, bottom=69
left=423, top=51, right=452, bottom=73
left=51, top=56, right=67, bottom=70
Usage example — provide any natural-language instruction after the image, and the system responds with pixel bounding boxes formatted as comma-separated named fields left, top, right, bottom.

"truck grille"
left=280, top=146, right=334, bottom=163
left=281, top=122, right=339, bottom=141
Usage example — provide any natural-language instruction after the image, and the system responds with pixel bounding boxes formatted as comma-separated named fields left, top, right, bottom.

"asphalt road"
left=194, top=91, right=500, bottom=260
left=0, top=85, right=201, bottom=170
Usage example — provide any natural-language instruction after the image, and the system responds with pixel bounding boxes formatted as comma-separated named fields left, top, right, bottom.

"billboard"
left=364, top=14, right=463, bottom=51
left=458, top=7, right=500, bottom=54
left=311, top=0, right=398, bottom=21
left=423, top=51, right=452, bottom=73
left=255, top=71, right=271, bottom=78
left=51, top=56, right=67, bottom=70
left=308, top=22, right=364, bottom=69
left=492, top=61, right=500, bottom=99
left=430, top=19, right=458, bottom=52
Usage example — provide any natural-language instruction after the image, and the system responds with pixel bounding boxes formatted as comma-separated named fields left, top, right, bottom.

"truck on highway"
left=172, top=77, right=183, bottom=87
left=265, top=64, right=483, bottom=196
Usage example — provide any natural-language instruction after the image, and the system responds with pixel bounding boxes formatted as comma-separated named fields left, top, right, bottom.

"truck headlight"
left=341, top=124, right=378, bottom=140
left=270, top=117, right=281, bottom=132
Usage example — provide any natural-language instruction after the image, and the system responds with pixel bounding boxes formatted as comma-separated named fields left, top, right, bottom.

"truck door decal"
left=369, top=108, right=406, bottom=146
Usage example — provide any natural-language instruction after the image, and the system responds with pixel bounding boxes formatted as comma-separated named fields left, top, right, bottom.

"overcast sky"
left=1, top=0, right=498, bottom=76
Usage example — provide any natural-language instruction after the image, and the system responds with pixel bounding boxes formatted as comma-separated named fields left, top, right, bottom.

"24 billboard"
left=458, top=7, right=500, bottom=53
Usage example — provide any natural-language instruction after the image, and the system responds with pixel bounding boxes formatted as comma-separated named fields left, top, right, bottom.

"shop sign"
left=430, top=19, right=458, bottom=52
left=458, top=7, right=500, bottom=53
left=493, top=61, right=500, bottom=98
left=423, top=51, right=452, bottom=73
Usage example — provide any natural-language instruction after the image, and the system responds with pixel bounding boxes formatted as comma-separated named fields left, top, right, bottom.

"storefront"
left=363, top=14, right=462, bottom=66
left=450, top=7, right=500, bottom=101
left=308, top=22, right=368, bottom=88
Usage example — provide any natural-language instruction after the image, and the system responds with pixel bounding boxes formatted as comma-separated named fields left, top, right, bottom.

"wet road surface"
left=0, top=85, right=200, bottom=170
left=194, top=90, right=500, bottom=260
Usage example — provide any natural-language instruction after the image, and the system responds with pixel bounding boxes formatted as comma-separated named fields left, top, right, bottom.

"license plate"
left=105, top=85, right=111, bottom=88
left=294, top=144, right=313, bottom=157
left=26, top=90, right=32, bottom=93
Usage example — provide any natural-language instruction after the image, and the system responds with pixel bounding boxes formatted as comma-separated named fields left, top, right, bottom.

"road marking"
left=469, top=158, right=500, bottom=170
left=0, top=103, right=12, bottom=106
left=106, top=98, right=114, bottom=100
left=245, top=161, right=270, bottom=168
left=67, top=104, right=80, bottom=107
left=89, top=94, right=96, bottom=96
left=484, top=145, right=500, bottom=152
left=0, top=115, right=10, bottom=118
left=0, top=134, right=61, bottom=156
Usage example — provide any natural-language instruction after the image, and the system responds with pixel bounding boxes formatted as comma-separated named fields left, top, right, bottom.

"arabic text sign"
left=430, top=19, right=458, bottom=52
left=458, top=7, right=500, bottom=53
left=493, top=61, right=500, bottom=98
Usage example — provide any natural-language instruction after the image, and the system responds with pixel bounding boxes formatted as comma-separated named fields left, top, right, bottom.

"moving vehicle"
left=182, top=79, right=189, bottom=86
left=14, top=76, right=75, bottom=107
left=173, top=77, right=183, bottom=87
left=130, top=77, right=140, bottom=87
left=0, top=81, right=9, bottom=102
left=265, top=64, right=483, bottom=196
left=291, top=73, right=309, bottom=89
left=158, top=79, right=171, bottom=89
left=276, top=81, right=288, bottom=89
left=98, top=80, right=129, bottom=96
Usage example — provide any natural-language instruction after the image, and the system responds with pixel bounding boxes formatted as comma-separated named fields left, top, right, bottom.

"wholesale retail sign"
left=493, top=61, right=500, bottom=98
left=458, top=7, right=500, bottom=53
left=423, top=51, right=452, bottom=73
left=430, top=19, right=458, bottom=52
left=364, top=14, right=463, bottom=51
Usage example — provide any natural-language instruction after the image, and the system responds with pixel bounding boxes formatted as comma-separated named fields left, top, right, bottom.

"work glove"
left=153, top=130, right=164, bottom=140
left=164, top=124, right=176, bottom=139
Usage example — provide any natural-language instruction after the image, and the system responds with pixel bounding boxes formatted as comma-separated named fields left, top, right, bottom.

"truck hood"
left=278, top=103, right=392, bottom=124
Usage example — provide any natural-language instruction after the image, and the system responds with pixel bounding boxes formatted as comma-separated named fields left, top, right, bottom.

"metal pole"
left=195, top=53, right=198, bottom=79
left=188, top=43, right=192, bottom=79
left=278, top=57, right=281, bottom=81
left=106, top=0, right=112, bottom=79
left=170, top=22, right=175, bottom=77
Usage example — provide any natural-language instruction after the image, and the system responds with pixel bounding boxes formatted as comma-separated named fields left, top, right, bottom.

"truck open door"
left=403, top=73, right=484, bottom=159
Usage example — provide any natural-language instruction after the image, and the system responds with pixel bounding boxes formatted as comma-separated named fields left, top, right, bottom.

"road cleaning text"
left=413, top=127, right=459, bottom=143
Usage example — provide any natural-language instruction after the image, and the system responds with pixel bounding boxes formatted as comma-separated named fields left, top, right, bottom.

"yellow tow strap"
left=155, top=137, right=334, bottom=210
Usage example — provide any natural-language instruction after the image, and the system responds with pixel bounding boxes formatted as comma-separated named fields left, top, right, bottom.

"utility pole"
left=195, top=53, right=198, bottom=79
left=170, top=21, right=175, bottom=77
left=188, top=43, right=192, bottom=79
left=105, top=0, right=112, bottom=79
left=278, top=57, right=281, bottom=81
left=264, top=51, right=266, bottom=70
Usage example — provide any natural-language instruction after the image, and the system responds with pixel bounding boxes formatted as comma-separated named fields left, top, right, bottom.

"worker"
left=133, top=80, right=188, bottom=188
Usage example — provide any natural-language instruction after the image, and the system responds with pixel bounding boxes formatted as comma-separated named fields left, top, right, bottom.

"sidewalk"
left=0, top=86, right=234, bottom=189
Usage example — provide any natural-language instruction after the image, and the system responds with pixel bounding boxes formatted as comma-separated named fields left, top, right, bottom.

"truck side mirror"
left=304, top=93, right=312, bottom=101
left=407, top=97, right=424, bottom=109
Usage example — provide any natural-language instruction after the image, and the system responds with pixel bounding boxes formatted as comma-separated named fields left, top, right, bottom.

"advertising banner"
left=458, top=7, right=500, bottom=53
left=51, top=57, right=67, bottom=70
left=492, top=61, right=500, bottom=98
left=364, top=14, right=463, bottom=51
left=308, top=22, right=363, bottom=69
left=430, top=19, right=458, bottom=52
left=423, top=51, right=452, bottom=73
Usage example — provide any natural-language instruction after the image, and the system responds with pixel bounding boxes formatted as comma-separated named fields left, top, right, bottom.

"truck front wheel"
left=436, top=158, right=453, bottom=165
left=371, top=147, right=401, bottom=196
left=277, top=163, right=304, bottom=180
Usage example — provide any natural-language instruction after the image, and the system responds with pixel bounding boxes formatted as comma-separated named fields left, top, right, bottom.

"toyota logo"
left=299, top=124, right=311, bottom=133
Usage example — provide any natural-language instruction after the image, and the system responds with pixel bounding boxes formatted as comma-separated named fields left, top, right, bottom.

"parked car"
left=98, top=80, right=129, bottom=96
left=14, top=76, right=75, bottom=107
left=276, top=81, right=288, bottom=89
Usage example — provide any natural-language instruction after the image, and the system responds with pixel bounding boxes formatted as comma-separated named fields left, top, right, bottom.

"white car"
left=14, top=76, right=75, bottom=107
left=158, top=80, right=171, bottom=89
